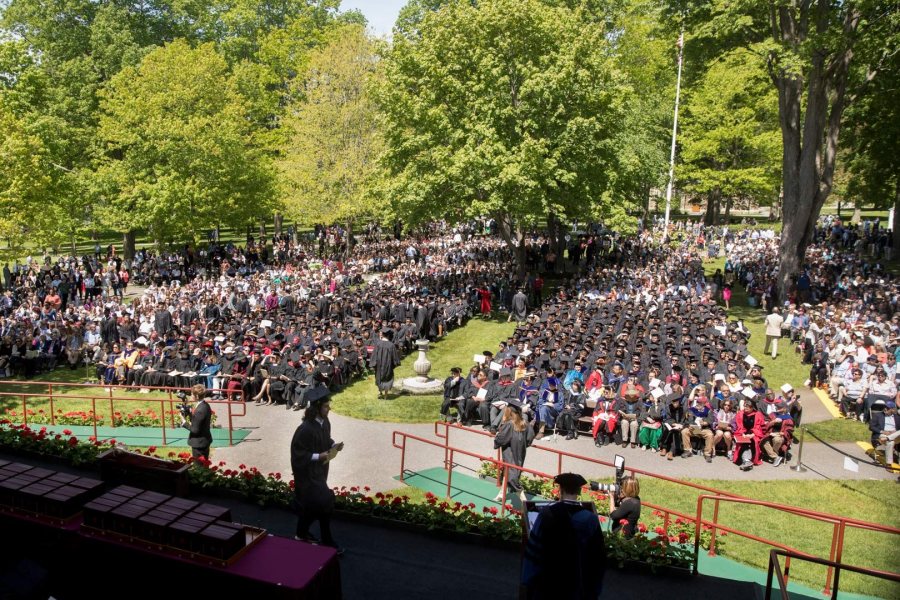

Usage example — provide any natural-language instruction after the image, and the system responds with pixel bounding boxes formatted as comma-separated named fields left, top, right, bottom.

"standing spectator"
left=764, top=307, right=784, bottom=359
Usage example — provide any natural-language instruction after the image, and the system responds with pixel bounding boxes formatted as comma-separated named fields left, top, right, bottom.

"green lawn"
left=805, top=418, right=871, bottom=443
left=385, top=477, right=899, bottom=598
left=330, top=317, right=516, bottom=423
left=0, top=367, right=191, bottom=426
left=705, top=257, right=807, bottom=393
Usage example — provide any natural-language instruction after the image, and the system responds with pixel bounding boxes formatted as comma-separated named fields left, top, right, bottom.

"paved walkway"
left=213, top=399, right=895, bottom=492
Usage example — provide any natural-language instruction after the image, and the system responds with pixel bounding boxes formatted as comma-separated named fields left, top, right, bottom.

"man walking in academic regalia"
left=371, top=328, right=400, bottom=398
left=510, top=287, right=529, bottom=323
left=290, top=391, right=344, bottom=554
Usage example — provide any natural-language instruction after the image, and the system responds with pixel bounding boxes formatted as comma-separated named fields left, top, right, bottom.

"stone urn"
left=413, top=339, right=432, bottom=381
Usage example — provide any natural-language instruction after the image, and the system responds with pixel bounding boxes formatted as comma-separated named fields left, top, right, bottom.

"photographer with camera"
left=606, top=475, right=641, bottom=539
left=179, top=383, right=212, bottom=460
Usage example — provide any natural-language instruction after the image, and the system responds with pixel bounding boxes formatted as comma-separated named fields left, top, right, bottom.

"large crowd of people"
left=1, top=214, right=898, bottom=472
left=442, top=216, right=899, bottom=472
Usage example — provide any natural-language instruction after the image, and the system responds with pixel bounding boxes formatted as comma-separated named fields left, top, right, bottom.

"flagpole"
left=663, top=28, right=685, bottom=232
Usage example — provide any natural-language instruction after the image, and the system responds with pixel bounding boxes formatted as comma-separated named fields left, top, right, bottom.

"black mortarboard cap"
left=554, top=472, right=588, bottom=492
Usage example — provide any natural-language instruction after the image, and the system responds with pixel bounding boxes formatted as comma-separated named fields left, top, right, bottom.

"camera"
left=589, top=454, right=626, bottom=504
left=175, top=391, right=192, bottom=418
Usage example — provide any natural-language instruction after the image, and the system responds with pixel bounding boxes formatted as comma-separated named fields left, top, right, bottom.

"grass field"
left=705, top=257, right=807, bottom=393
left=329, top=317, right=517, bottom=423
left=385, top=477, right=900, bottom=598
left=805, top=417, right=871, bottom=443
left=0, top=368, right=200, bottom=432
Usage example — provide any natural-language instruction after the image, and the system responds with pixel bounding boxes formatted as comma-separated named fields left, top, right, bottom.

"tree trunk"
left=893, top=181, right=900, bottom=255
left=495, top=212, right=527, bottom=278
left=772, top=2, right=858, bottom=302
left=547, top=212, right=566, bottom=273
left=258, top=220, right=267, bottom=239
left=852, top=203, right=861, bottom=224
left=724, top=196, right=733, bottom=224
left=123, top=230, right=136, bottom=261
left=274, top=212, right=283, bottom=237
left=836, top=199, right=842, bottom=220
left=642, top=185, right=651, bottom=222
left=702, top=190, right=720, bottom=226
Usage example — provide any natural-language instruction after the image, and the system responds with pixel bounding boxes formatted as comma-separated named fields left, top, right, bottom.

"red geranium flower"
left=147, top=446, right=157, bottom=453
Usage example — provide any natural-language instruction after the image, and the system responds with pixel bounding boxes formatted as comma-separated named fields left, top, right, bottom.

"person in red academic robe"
left=732, top=400, right=765, bottom=470
left=591, top=387, right=619, bottom=446
left=476, top=286, right=492, bottom=318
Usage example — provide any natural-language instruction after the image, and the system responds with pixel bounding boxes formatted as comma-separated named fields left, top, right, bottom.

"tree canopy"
left=279, top=25, right=385, bottom=234
left=378, top=0, right=639, bottom=266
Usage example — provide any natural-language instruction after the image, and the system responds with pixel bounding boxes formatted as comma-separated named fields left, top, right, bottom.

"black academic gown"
left=371, top=338, right=400, bottom=392
left=290, top=417, right=335, bottom=514
left=493, top=421, right=535, bottom=492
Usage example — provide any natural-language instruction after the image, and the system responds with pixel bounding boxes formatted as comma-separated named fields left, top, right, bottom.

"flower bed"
left=4, top=407, right=219, bottom=428
left=0, top=420, right=115, bottom=465
left=0, top=420, right=521, bottom=542
left=477, top=460, right=725, bottom=563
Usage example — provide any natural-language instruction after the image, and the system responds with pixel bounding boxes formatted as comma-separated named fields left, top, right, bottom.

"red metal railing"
left=695, top=495, right=900, bottom=596
left=392, top=429, right=562, bottom=518
left=435, top=420, right=744, bottom=498
left=766, top=549, right=900, bottom=600
left=422, top=421, right=900, bottom=594
left=0, top=381, right=245, bottom=446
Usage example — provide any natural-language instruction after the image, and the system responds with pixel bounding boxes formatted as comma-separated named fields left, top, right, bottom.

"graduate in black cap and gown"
left=372, top=328, right=401, bottom=398
left=290, top=388, right=344, bottom=553
left=493, top=399, right=535, bottom=503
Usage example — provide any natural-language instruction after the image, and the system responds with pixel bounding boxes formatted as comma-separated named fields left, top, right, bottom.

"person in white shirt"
left=869, top=401, right=898, bottom=466
left=764, top=307, right=784, bottom=359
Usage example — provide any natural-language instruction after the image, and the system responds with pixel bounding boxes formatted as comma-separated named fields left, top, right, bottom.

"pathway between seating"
left=214, top=401, right=895, bottom=492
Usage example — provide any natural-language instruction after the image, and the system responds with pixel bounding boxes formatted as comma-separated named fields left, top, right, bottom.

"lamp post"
left=663, top=28, right=685, bottom=232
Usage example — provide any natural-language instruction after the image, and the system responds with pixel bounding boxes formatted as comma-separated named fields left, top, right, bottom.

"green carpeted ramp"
left=396, top=466, right=542, bottom=513
left=14, top=424, right=249, bottom=447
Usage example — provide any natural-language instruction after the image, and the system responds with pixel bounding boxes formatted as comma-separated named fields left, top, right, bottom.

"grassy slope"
left=705, top=257, right=807, bottom=392
left=0, top=368, right=182, bottom=423
left=329, top=317, right=517, bottom=423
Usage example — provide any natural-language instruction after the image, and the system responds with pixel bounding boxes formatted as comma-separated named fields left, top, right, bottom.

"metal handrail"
left=392, top=430, right=560, bottom=518
left=695, top=495, right=900, bottom=595
left=0, top=383, right=245, bottom=446
left=424, top=422, right=900, bottom=595
left=766, top=549, right=900, bottom=600
left=435, top=420, right=745, bottom=498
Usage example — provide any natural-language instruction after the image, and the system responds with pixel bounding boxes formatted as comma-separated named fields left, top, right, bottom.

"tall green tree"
left=679, top=50, right=780, bottom=225
left=841, top=46, right=900, bottom=249
left=379, top=0, right=635, bottom=273
left=279, top=25, right=384, bottom=247
left=691, top=0, right=900, bottom=299
left=0, top=95, right=57, bottom=260
left=94, top=40, right=276, bottom=245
